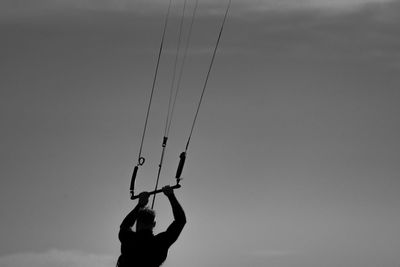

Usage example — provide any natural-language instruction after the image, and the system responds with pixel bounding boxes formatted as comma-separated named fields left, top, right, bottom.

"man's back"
left=117, top=187, right=186, bottom=267
left=118, top=220, right=185, bottom=267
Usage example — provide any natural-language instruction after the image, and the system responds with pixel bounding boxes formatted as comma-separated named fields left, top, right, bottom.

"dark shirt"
left=117, top=220, right=185, bottom=267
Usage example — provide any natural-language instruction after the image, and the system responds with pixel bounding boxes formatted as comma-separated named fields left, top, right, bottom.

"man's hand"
left=162, top=185, right=174, bottom=197
left=138, top=192, right=149, bottom=207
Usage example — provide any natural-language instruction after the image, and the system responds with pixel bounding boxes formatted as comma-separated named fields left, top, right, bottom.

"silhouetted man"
left=117, top=185, right=186, bottom=267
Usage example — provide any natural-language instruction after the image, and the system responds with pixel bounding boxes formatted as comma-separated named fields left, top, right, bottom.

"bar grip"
left=131, top=183, right=181, bottom=200
left=175, top=152, right=186, bottom=179
left=130, top=166, right=139, bottom=199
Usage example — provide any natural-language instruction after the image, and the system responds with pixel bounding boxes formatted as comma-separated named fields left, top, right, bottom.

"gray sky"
left=1, top=0, right=400, bottom=267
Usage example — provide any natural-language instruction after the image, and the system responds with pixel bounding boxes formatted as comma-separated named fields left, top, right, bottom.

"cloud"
left=253, top=0, right=394, bottom=11
left=0, top=0, right=396, bottom=18
left=247, top=249, right=297, bottom=257
left=0, top=249, right=115, bottom=267
left=220, top=0, right=400, bottom=66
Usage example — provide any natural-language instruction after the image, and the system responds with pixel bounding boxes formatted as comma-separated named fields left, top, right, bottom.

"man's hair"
left=137, top=208, right=155, bottom=225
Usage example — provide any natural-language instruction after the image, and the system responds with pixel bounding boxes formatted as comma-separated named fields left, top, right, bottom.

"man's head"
left=136, top=207, right=156, bottom=232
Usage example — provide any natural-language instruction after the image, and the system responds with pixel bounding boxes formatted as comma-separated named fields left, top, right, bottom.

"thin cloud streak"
left=222, top=1, right=400, bottom=67
left=238, top=0, right=395, bottom=12
left=0, top=249, right=115, bottom=267
left=247, top=249, right=297, bottom=257
left=0, top=0, right=396, bottom=18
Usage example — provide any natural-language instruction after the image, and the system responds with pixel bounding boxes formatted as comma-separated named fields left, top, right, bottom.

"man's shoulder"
left=120, top=226, right=135, bottom=233
left=119, top=227, right=135, bottom=239
left=154, top=231, right=167, bottom=238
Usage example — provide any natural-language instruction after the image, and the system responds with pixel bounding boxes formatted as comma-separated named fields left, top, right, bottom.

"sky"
left=1, top=0, right=400, bottom=267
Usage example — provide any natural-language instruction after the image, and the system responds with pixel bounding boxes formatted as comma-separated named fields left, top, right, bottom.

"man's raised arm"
left=164, top=186, right=186, bottom=225
left=120, top=192, right=149, bottom=229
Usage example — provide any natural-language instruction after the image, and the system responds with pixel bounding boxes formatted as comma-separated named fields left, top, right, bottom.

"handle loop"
left=138, top=157, right=145, bottom=166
